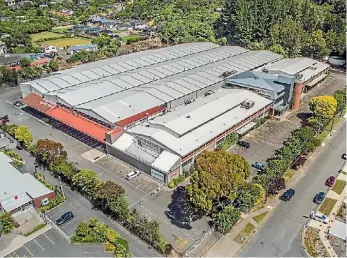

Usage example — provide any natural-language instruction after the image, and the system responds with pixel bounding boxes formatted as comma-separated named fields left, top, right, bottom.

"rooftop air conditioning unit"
left=242, top=100, right=255, bottom=109
left=184, top=98, right=195, bottom=105
left=221, top=70, right=237, bottom=78
left=204, top=90, right=214, bottom=96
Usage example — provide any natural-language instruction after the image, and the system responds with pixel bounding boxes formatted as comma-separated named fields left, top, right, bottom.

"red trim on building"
left=22, top=93, right=56, bottom=113
left=47, top=106, right=108, bottom=142
left=116, top=106, right=166, bottom=127
left=107, top=127, right=124, bottom=136
left=8, top=65, right=22, bottom=71
left=30, top=58, right=50, bottom=67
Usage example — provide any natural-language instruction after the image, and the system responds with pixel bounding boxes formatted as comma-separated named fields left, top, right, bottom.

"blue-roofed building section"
left=225, top=71, right=295, bottom=116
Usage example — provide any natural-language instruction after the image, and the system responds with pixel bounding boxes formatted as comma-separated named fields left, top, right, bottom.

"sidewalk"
left=204, top=118, right=345, bottom=257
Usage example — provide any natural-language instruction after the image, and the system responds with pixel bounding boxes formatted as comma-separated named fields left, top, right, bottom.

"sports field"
left=39, top=38, right=91, bottom=48
left=31, top=32, right=60, bottom=41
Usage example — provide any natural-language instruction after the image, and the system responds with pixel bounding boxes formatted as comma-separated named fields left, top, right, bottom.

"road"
left=239, top=121, right=346, bottom=257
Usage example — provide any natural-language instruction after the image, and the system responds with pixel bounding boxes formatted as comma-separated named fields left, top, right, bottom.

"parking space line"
left=33, top=238, right=44, bottom=251
left=23, top=245, right=34, bottom=257
left=43, top=232, right=55, bottom=244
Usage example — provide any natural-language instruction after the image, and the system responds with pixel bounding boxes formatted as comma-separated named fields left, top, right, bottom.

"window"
left=182, top=158, right=193, bottom=168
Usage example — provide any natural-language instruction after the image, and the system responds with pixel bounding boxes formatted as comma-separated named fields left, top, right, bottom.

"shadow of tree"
left=166, top=186, right=202, bottom=229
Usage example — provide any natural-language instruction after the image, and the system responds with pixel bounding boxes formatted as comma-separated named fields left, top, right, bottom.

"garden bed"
left=303, top=226, right=329, bottom=257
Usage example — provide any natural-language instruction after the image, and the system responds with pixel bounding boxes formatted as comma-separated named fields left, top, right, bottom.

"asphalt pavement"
left=239, top=122, right=346, bottom=257
left=5, top=229, right=111, bottom=257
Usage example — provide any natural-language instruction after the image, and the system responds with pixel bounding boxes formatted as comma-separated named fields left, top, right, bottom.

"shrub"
left=168, top=180, right=175, bottom=188
left=219, top=132, right=239, bottom=150
left=0, top=212, right=14, bottom=233
left=23, top=223, right=46, bottom=236
left=2, top=149, right=23, bottom=161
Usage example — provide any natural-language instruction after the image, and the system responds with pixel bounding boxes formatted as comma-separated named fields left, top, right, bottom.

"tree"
left=49, top=160, right=79, bottom=181
left=0, top=212, right=14, bottom=233
left=93, top=181, right=125, bottom=211
left=213, top=205, right=241, bottom=234
left=186, top=150, right=250, bottom=213
left=48, top=60, right=59, bottom=72
left=72, top=169, right=103, bottom=198
left=32, top=139, right=68, bottom=166
left=309, top=96, right=337, bottom=129
left=14, top=125, right=33, bottom=147
left=109, top=195, right=131, bottom=223
left=334, top=88, right=346, bottom=115
left=302, top=30, right=329, bottom=58
left=114, top=237, right=131, bottom=257
left=20, top=57, right=32, bottom=67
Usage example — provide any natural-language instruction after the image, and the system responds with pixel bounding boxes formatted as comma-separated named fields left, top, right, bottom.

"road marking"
left=23, top=245, right=34, bottom=257
left=43, top=232, right=55, bottom=244
left=33, top=238, right=44, bottom=251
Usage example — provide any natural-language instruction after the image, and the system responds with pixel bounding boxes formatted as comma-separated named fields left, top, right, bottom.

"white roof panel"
left=151, top=151, right=180, bottom=173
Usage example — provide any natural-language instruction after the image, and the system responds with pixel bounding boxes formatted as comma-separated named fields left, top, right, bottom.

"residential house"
left=41, top=45, right=57, bottom=54
left=117, top=23, right=133, bottom=31
left=67, top=44, right=98, bottom=55
left=0, top=16, right=10, bottom=22
left=133, top=20, right=147, bottom=30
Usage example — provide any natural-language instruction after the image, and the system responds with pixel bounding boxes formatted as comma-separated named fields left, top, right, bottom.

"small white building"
left=41, top=45, right=57, bottom=54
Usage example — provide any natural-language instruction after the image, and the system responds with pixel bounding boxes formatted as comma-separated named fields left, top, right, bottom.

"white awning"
left=112, top=133, right=134, bottom=151
left=1, top=194, right=32, bottom=212
left=330, top=220, right=347, bottom=240
left=151, top=151, right=180, bottom=173
left=306, top=74, right=328, bottom=87
left=236, top=122, right=257, bottom=135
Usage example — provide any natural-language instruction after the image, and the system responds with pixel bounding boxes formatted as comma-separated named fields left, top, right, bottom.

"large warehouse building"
left=20, top=42, right=329, bottom=183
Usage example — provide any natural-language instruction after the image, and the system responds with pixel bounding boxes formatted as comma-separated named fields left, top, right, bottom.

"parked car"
left=252, top=161, right=266, bottom=171
left=16, top=143, right=23, bottom=150
left=342, top=153, right=346, bottom=160
left=310, top=211, right=330, bottom=224
left=237, top=141, right=250, bottom=148
left=280, top=189, right=295, bottom=201
left=313, top=192, right=325, bottom=204
left=56, top=211, right=74, bottom=226
left=325, top=176, right=335, bottom=187
left=126, top=170, right=140, bottom=180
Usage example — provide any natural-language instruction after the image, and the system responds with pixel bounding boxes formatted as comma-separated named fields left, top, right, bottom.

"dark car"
left=314, top=192, right=325, bottom=204
left=252, top=162, right=266, bottom=171
left=325, top=176, right=335, bottom=187
left=342, top=153, right=346, bottom=160
left=56, top=211, right=74, bottom=226
left=237, top=141, right=250, bottom=148
left=280, top=189, right=295, bottom=201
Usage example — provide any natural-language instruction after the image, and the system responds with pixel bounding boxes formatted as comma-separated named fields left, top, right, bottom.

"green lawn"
left=318, top=198, right=337, bottom=216
left=31, top=32, right=60, bottom=41
left=40, top=38, right=91, bottom=48
left=331, top=179, right=346, bottom=195
left=252, top=211, right=268, bottom=224
left=234, top=222, right=256, bottom=244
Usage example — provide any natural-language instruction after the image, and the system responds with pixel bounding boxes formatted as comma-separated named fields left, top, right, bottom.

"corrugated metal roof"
left=151, top=151, right=180, bottom=173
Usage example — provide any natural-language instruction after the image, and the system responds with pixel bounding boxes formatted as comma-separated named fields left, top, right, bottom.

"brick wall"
left=33, top=191, right=56, bottom=208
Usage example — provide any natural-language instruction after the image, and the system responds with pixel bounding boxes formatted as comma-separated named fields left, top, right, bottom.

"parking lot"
left=5, top=229, right=110, bottom=257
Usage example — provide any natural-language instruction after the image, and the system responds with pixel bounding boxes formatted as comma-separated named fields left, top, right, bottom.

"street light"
left=58, top=176, right=65, bottom=199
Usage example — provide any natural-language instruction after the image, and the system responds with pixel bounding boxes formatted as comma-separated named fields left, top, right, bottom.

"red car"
left=325, top=176, right=335, bottom=187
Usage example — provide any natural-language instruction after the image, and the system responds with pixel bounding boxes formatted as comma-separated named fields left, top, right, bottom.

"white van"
left=310, top=211, right=330, bottom=224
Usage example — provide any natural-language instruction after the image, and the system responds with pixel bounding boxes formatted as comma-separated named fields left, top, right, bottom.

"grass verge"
left=332, top=179, right=346, bottom=194
left=252, top=212, right=268, bottom=224
left=234, top=222, right=256, bottom=244
left=318, top=198, right=337, bottom=216
left=283, top=169, right=295, bottom=182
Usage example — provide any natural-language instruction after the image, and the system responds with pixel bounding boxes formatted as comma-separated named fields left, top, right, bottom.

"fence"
left=39, top=212, right=71, bottom=243
left=183, top=228, right=222, bottom=257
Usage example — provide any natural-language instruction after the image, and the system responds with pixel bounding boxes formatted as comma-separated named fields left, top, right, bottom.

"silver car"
left=126, top=170, right=140, bottom=180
